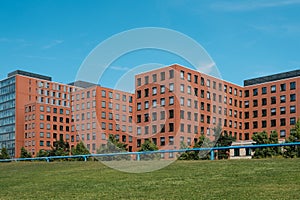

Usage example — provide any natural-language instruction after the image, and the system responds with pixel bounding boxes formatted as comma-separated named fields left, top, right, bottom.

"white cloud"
left=42, top=40, right=64, bottom=49
left=211, top=0, right=300, bottom=11
left=109, top=66, right=131, bottom=71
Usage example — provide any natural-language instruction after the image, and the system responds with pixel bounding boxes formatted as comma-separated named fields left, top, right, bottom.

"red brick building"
left=0, top=66, right=299, bottom=157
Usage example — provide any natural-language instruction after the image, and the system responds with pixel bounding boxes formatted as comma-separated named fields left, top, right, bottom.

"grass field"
left=0, top=159, right=299, bottom=200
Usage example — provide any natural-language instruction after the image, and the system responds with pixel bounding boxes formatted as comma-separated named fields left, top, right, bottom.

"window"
left=169, top=109, right=174, bottom=118
left=244, top=101, right=249, bottom=108
left=244, top=90, right=249, bottom=97
left=280, top=95, right=286, bottom=103
left=271, top=119, right=276, bottom=127
left=187, top=86, right=191, bottom=94
left=271, top=108, right=276, bottom=116
left=290, top=82, right=296, bottom=90
left=253, top=121, right=258, bottom=129
left=180, top=97, right=184, bottom=106
left=152, top=112, right=157, bottom=121
left=169, top=83, right=174, bottom=92
left=160, top=137, right=165, bottom=146
left=101, top=101, right=106, bottom=108
left=280, top=83, right=286, bottom=91
left=152, top=87, right=157, bottom=95
left=253, top=110, right=258, bottom=118
left=180, top=71, right=184, bottom=79
left=290, top=105, right=296, bottom=113
left=144, top=88, right=149, bottom=97
left=160, top=72, right=165, bottom=81
left=145, top=76, right=149, bottom=84
left=262, top=109, right=267, bottom=117
left=180, top=84, right=184, bottom=93
left=137, top=78, right=141, bottom=86
left=280, top=118, right=286, bottom=126
left=280, top=107, right=286, bottom=114
left=271, top=96, right=276, bottom=104
left=201, top=77, right=204, bottom=86
left=253, top=88, right=258, bottom=96
left=262, top=98, right=267, bottom=106
left=206, top=79, right=210, bottom=87
left=145, top=101, right=149, bottom=109
left=169, top=96, right=174, bottom=105
left=152, top=74, right=157, bottom=82
left=262, top=87, right=267, bottom=94
left=160, top=98, right=165, bottom=106
left=160, top=85, right=165, bottom=94
left=271, top=85, right=276, bottom=93
left=290, top=117, right=296, bottom=125
left=169, top=70, right=174, bottom=79
left=137, top=90, right=141, bottom=98
left=290, top=94, right=296, bottom=102
left=180, top=110, right=184, bottom=119
left=194, top=75, right=198, bottom=83
left=262, top=120, right=267, bottom=128
left=137, top=103, right=141, bottom=110
left=253, top=100, right=258, bottom=107
left=101, top=90, right=106, bottom=97
left=280, top=130, right=286, bottom=138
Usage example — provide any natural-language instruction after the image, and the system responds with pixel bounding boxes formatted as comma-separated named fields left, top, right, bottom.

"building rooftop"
left=8, top=70, right=52, bottom=81
left=68, top=80, right=98, bottom=88
left=244, top=69, right=300, bottom=86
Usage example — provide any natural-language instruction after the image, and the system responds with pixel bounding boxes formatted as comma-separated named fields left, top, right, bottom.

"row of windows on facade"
left=137, top=99, right=242, bottom=119
left=245, top=117, right=297, bottom=130
left=136, top=84, right=243, bottom=108
left=37, top=80, right=74, bottom=93
left=137, top=136, right=182, bottom=147
left=244, top=94, right=296, bottom=108
left=73, top=90, right=133, bottom=102
left=245, top=106, right=296, bottom=118
left=136, top=69, right=243, bottom=97
left=25, top=114, right=70, bottom=123
left=98, top=122, right=133, bottom=133
left=245, top=82, right=296, bottom=97
left=38, top=97, right=70, bottom=107
left=0, top=84, right=15, bottom=96
left=72, top=101, right=133, bottom=112
left=39, top=105, right=70, bottom=115
left=25, top=122, right=70, bottom=132
left=0, top=99, right=15, bottom=110
left=37, top=89, right=70, bottom=99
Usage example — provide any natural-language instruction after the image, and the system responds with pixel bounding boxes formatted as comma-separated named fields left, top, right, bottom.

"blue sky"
left=1, top=0, right=300, bottom=89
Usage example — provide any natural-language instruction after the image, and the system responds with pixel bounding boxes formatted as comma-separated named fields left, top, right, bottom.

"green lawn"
left=0, top=159, right=299, bottom=199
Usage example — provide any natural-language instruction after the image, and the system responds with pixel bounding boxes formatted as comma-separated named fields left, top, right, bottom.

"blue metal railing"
left=1, top=142, right=300, bottom=162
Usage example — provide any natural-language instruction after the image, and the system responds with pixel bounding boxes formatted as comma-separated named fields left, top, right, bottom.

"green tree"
left=284, top=119, right=300, bottom=158
left=20, top=147, right=32, bottom=158
left=97, top=135, right=129, bottom=161
left=215, top=133, right=235, bottom=159
left=0, top=147, right=10, bottom=159
left=252, top=131, right=280, bottom=158
left=138, top=139, right=159, bottom=160
left=71, top=141, right=90, bottom=161
left=72, top=141, right=90, bottom=155
left=178, top=135, right=212, bottom=160
left=36, top=149, right=50, bottom=157
left=49, top=139, right=70, bottom=157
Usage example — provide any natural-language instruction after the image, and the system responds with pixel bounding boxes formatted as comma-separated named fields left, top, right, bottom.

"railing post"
left=137, top=153, right=140, bottom=161
left=84, top=156, right=87, bottom=162
left=210, top=150, right=214, bottom=160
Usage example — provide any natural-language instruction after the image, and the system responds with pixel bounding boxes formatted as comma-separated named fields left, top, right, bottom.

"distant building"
left=0, top=65, right=299, bottom=158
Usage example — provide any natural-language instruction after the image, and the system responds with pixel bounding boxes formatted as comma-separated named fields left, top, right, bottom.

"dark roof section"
left=68, top=80, right=98, bottom=88
left=8, top=70, right=52, bottom=81
left=244, top=69, right=300, bottom=86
